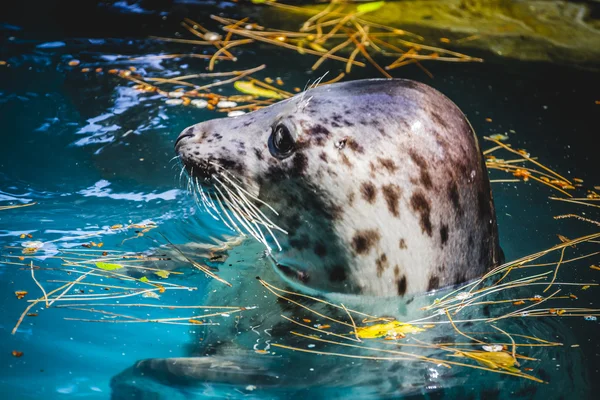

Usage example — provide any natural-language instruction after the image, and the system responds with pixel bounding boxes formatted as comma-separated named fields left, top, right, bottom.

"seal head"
left=175, top=79, right=501, bottom=296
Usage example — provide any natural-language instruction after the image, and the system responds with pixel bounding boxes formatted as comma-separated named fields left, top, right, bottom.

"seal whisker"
left=212, top=184, right=246, bottom=237
left=213, top=167, right=280, bottom=216
left=193, top=178, right=221, bottom=222
left=215, top=179, right=271, bottom=251
left=214, top=176, right=284, bottom=252
left=221, top=178, right=288, bottom=241
left=179, top=165, right=188, bottom=189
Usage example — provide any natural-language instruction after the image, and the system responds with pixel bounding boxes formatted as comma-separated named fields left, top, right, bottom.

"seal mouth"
left=183, top=159, right=215, bottom=183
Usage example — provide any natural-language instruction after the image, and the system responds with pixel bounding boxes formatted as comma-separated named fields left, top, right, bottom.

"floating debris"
left=227, top=110, right=246, bottom=117
left=165, top=98, right=184, bottom=105
left=191, top=99, right=209, bottom=108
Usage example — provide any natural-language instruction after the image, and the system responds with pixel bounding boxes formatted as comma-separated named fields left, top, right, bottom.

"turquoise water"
left=1, top=1, right=599, bottom=399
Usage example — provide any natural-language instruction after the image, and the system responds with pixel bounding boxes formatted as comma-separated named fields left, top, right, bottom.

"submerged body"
left=175, top=78, right=502, bottom=296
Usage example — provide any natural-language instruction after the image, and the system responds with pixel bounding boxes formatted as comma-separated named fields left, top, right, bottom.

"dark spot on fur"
left=314, top=242, right=327, bottom=257
left=399, top=239, right=407, bottom=249
left=448, top=181, right=461, bottom=215
left=328, top=265, right=346, bottom=282
left=375, top=254, right=388, bottom=278
left=396, top=276, right=407, bottom=296
left=351, top=229, right=380, bottom=255
left=382, top=184, right=401, bottom=218
left=348, top=191, right=355, bottom=205
left=319, top=152, right=328, bottom=162
left=347, top=138, right=364, bottom=153
left=253, top=147, right=263, bottom=160
left=427, top=276, right=440, bottom=291
left=409, top=150, right=432, bottom=189
left=307, top=124, right=330, bottom=136
left=410, top=191, right=433, bottom=236
left=291, top=153, right=308, bottom=176
left=440, top=224, right=448, bottom=246
left=377, top=158, right=397, bottom=173
left=216, top=157, right=244, bottom=176
left=360, top=182, right=377, bottom=203
left=454, top=272, right=466, bottom=286
left=340, top=153, right=353, bottom=168
left=213, top=133, right=222, bottom=140
left=430, top=111, right=449, bottom=130
left=394, top=265, right=400, bottom=277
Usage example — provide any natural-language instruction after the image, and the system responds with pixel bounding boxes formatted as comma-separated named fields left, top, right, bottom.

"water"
left=1, top=1, right=599, bottom=399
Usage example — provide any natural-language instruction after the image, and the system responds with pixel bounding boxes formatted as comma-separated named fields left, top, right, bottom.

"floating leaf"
left=95, top=262, right=123, bottom=271
left=15, top=291, right=27, bottom=299
left=189, top=319, right=203, bottom=325
left=142, top=291, right=160, bottom=299
left=454, top=350, right=520, bottom=373
left=357, top=1, right=385, bottom=14
left=139, top=276, right=149, bottom=283
left=489, top=134, right=508, bottom=141
left=154, top=270, right=170, bottom=279
left=234, top=80, right=283, bottom=99
left=356, top=321, right=424, bottom=339
left=12, top=350, right=23, bottom=358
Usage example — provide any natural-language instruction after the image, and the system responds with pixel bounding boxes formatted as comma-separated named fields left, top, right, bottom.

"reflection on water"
left=1, top=1, right=599, bottom=399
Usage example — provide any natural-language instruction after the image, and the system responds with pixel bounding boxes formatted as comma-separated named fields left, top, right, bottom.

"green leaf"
left=357, top=1, right=385, bottom=14
left=139, top=276, right=149, bottom=282
left=95, top=262, right=123, bottom=271
left=154, top=270, right=170, bottom=279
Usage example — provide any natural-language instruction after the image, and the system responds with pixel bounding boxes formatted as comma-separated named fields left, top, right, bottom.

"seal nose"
left=175, top=129, right=195, bottom=150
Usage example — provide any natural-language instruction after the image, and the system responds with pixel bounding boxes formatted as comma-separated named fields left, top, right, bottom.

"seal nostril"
left=175, top=131, right=195, bottom=148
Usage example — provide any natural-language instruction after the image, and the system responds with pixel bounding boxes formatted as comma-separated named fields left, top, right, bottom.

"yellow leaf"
left=356, top=321, right=425, bottom=339
left=357, top=1, right=385, bottom=14
left=155, top=270, right=170, bottom=279
left=95, top=262, right=123, bottom=271
left=457, top=350, right=520, bottom=373
left=489, top=134, right=509, bottom=141
left=234, top=81, right=283, bottom=99
left=139, top=276, right=149, bottom=282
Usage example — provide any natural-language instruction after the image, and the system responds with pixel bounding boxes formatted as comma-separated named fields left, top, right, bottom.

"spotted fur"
left=175, top=79, right=501, bottom=296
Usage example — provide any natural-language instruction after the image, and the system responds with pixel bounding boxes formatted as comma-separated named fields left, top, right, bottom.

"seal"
left=174, top=78, right=502, bottom=296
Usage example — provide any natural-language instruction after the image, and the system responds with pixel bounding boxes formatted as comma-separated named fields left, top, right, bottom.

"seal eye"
left=269, top=123, right=295, bottom=159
